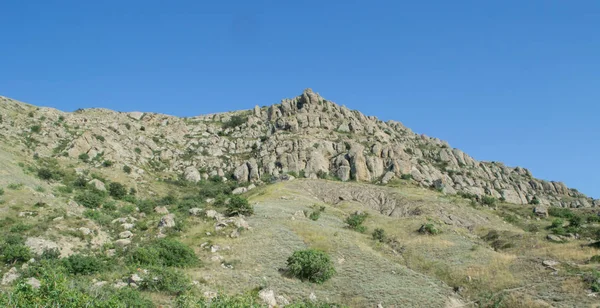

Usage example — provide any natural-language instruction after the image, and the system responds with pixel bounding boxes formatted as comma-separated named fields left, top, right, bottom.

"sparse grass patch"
left=7, top=182, right=24, bottom=190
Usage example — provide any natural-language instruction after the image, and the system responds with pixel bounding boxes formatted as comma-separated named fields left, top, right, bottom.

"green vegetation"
left=108, top=182, right=128, bottom=199
left=137, top=266, right=190, bottom=294
left=308, top=205, right=326, bottom=221
left=345, top=212, right=368, bottom=233
left=102, top=160, right=113, bottom=167
left=127, top=239, right=197, bottom=268
left=78, top=153, right=90, bottom=162
left=418, top=223, right=440, bottom=235
left=287, top=249, right=336, bottom=284
left=0, top=188, right=4, bottom=196
left=400, top=173, right=412, bottom=180
left=62, top=254, right=106, bottom=275
left=75, top=190, right=106, bottom=209
left=481, top=196, right=497, bottom=206
left=222, top=115, right=247, bottom=129
left=372, top=228, right=386, bottom=242
left=123, top=165, right=132, bottom=174
left=225, top=195, right=254, bottom=217
left=30, top=124, right=41, bottom=133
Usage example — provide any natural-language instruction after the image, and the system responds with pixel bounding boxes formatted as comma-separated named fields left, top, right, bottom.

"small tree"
left=372, top=228, right=386, bottom=242
left=123, top=165, right=132, bottom=174
left=286, top=249, right=335, bottom=284
left=108, top=182, right=128, bottom=199
left=225, top=196, right=253, bottom=216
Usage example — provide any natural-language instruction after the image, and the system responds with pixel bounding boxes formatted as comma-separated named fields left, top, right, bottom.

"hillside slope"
left=0, top=90, right=596, bottom=209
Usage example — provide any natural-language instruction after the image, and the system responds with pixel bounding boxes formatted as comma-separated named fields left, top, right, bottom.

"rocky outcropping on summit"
left=0, top=89, right=595, bottom=208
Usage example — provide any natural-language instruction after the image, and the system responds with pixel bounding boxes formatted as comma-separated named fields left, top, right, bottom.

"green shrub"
left=0, top=188, right=4, bottom=195
left=108, top=182, right=128, bottom=199
left=134, top=147, right=142, bottom=154
left=590, top=256, right=600, bottom=263
left=548, top=207, right=575, bottom=219
left=400, top=174, right=412, bottom=180
left=309, top=210, right=321, bottom=221
left=481, top=196, right=497, bottom=206
left=62, top=254, right=105, bottom=275
left=529, top=196, right=541, bottom=205
left=550, top=218, right=564, bottom=229
left=123, top=165, right=132, bottom=174
left=1, top=243, right=32, bottom=264
left=94, top=134, right=105, bottom=142
left=419, top=223, right=440, bottom=235
left=137, top=266, right=190, bottom=294
left=128, top=239, right=197, bottom=268
left=177, top=292, right=263, bottom=307
left=102, top=160, right=113, bottom=167
left=78, top=153, right=90, bottom=162
left=372, top=228, right=386, bottom=242
left=75, top=190, right=106, bottom=209
left=222, top=115, right=247, bottom=129
left=345, top=212, right=368, bottom=233
left=287, top=249, right=335, bottom=284
left=226, top=195, right=253, bottom=216
left=30, top=125, right=41, bottom=133
left=569, top=215, right=583, bottom=228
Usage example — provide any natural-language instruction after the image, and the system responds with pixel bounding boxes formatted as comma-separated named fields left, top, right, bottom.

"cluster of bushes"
left=307, top=205, right=326, bottom=221
left=127, top=239, right=197, bottom=268
left=345, top=212, right=368, bottom=233
left=222, top=115, right=247, bottom=129
left=0, top=263, right=154, bottom=307
left=0, top=235, right=32, bottom=264
left=547, top=207, right=600, bottom=238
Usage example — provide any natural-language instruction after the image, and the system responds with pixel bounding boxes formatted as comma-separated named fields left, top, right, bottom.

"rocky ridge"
left=0, top=89, right=595, bottom=208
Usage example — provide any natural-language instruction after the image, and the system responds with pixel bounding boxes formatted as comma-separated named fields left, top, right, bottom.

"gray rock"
left=259, top=289, right=277, bottom=307
left=534, top=206, right=548, bottom=218
left=127, top=112, right=144, bottom=121
left=26, top=277, right=41, bottom=289
left=189, top=208, right=203, bottom=216
left=1, top=267, right=20, bottom=285
left=232, top=187, right=247, bottom=195
left=184, top=166, right=202, bottom=182
left=115, top=239, right=132, bottom=247
left=547, top=234, right=563, bottom=243
left=119, top=231, right=134, bottom=239
left=88, top=179, right=106, bottom=191
left=381, top=171, right=395, bottom=184
left=159, top=214, right=176, bottom=228
left=154, top=206, right=169, bottom=214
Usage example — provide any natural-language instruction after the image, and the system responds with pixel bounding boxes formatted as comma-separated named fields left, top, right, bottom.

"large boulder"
left=158, top=214, right=176, bottom=228
left=184, top=167, right=201, bottom=183
left=88, top=179, right=106, bottom=191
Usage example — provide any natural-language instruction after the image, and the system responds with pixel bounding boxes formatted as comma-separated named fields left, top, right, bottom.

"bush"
left=30, top=125, right=41, bottom=133
left=590, top=255, right=600, bottom=263
left=400, top=174, right=412, bottom=180
left=529, top=196, right=541, bottom=205
left=1, top=243, right=32, bottom=264
left=102, top=160, right=113, bottom=167
left=128, top=239, right=197, bottom=268
left=287, top=249, right=336, bottom=284
left=372, top=228, right=386, bottom=242
left=123, top=165, right=132, bottom=174
left=78, top=153, right=90, bottom=162
left=569, top=215, right=583, bottom=228
left=222, top=115, right=247, bottom=129
left=62, top=254, right=105, bottom=275
left=418, top=223, right=440, bottom=235
left=0, top=188, right=4, bottom=196
left=137, top=266, right=190, bottom=294
left=75, top=190, right=106, bottom=209
left=550, top=218, right=564, bottom=229
left=309, top=211, right=321, bottom=221
left=226, top=195, right=254, bottom=216
left=108, top=182, right=128, bottom=199
left=548, top=207, right=575, bottom=219
left=345, top=212, right=368, bottom=233
left=481, top=196, right=497, bottom=206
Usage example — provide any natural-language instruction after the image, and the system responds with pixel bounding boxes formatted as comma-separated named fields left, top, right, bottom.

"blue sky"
left=1, top=1, right=598, bottom=198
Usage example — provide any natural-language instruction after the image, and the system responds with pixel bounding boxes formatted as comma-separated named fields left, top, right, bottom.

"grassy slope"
left=0, top=144, right=599, bottom=307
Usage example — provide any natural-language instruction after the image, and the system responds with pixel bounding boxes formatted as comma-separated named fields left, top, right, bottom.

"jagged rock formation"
left=0, top=89, right=596, bottom=208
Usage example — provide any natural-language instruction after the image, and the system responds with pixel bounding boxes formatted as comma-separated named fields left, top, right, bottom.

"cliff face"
left=0, top=89, right=596, bottom=208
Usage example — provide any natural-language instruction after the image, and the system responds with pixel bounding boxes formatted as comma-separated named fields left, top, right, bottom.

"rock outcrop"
left=0, top=90, right=594, bottom=208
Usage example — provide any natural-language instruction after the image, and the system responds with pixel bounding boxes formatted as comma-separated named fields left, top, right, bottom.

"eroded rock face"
left=0, top=90, right=592, bottom=208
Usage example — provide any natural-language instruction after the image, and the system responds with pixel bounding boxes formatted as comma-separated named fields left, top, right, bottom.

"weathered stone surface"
left=159, top=214, right=176, bottom=228
left=88, top=179, right=106, bottom=191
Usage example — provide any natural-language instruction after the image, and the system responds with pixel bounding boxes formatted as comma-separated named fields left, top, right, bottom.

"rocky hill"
left=0, top=89, right=595, bottom=208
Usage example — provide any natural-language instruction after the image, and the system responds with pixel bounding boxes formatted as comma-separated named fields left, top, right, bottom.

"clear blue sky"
left=1, top=1, right=598, bottom=198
